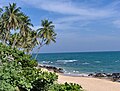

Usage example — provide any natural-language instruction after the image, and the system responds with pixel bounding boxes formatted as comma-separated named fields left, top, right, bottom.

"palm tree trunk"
left=3, top=32, right=9, bottom=45
left=12, top=37, right=17, bottom=48
left=34, top=46, right=41, bottom=59
left=3, top=39, right=6, bottom=45
left=34, top=39, right=45, bottom=59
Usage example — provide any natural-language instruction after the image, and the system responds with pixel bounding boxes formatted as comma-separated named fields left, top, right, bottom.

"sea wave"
left=42, top=61, right=53, bottom=64
left=64, top=72, right=89, bottom=77
left=82, top=62, right=90, bottom=65
left=94, top=61, right=101, bottom=63
left=56, top=60, right=78, bottom=63
left=115, top=60, right=120, bottom=62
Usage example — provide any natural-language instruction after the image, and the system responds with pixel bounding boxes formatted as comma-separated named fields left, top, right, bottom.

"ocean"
left=32, top=51, right=120, bottom=75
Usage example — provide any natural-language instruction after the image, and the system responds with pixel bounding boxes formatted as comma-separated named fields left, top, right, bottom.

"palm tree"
left=19, top=30, right=38, bottom=54
left=35, top=19, right=57, bottom=59
left=0, top=8, right=2, bottom=14
left=1, top=3, right=23, bottom=47
left=0, top=8, right=6, bottom=44
left=2, top=3, right=22, bottom=30
left=11, top=14, right=33, bottom=49
left=20, top=15, right=33, bottom=37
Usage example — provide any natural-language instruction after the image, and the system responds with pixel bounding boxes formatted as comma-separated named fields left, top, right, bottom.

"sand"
left=58, top=74, right=120, bottom=91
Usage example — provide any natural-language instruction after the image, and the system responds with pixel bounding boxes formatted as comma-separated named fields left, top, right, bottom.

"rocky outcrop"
left=88, top=73, right=120, bottom=82
left=37, top=64, right=64, bottom=73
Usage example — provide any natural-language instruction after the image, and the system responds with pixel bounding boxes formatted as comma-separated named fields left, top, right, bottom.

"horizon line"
left=33, top=50, right=120, bottom=54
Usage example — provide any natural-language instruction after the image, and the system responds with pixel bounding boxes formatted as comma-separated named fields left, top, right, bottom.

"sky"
left=1, top=0, right=120, bottom=53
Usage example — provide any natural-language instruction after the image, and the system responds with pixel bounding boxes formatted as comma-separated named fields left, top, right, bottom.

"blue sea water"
left=32, top=51, right=120, bottom=75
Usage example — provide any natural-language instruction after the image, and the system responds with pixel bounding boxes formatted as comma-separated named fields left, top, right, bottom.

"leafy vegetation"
left=0, top=43, right=58, bottom=91
left=0, top=3, right=56, bottom=58
left=0, top=3, right=84, bottom=91
left=0, top=43, right=37, bottom=67
left=49, top=83, right=83, bottom=91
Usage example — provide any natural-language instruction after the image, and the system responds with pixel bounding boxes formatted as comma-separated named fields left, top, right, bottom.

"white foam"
left=56, top=60, right=78, bottom=63
left=64, top=72, right=88, bottom=77
left=82, top=62, right=90, bottom=65
left=42, top=61, right=51, bottom=64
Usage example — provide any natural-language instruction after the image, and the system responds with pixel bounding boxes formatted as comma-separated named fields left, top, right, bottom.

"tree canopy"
left=0, top=3, right=56, bottom=58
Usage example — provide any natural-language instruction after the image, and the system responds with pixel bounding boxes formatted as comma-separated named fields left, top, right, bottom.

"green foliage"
left=0, top=60, right=58, bottom=91
left=0, top=3, right=56, bottom=54
left=0, top=61, right=32, bottom=91
left=0, top=43, right=37, bottom=67
left=49, top=82, right=83, bottom=91
left=35, top=19, right=57, bottom=59
left=0, top=43, right=58, bottom=91
left=31, top=72, right=58, bottom=91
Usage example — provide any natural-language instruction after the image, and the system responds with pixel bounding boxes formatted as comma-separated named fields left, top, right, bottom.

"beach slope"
left=58, top=74, right=120, bottom=91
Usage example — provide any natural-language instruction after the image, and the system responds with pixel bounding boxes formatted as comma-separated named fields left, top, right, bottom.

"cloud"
left=20, top=0, right=120, bottom=31
left=22, top=0, right=117, bottom=18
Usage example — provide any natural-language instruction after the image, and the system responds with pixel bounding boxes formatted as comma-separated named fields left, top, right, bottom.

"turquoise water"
left=33, top=51, right=120, bottom=74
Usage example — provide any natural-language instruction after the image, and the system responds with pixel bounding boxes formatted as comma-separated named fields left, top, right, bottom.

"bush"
left=0, top=43, right=83, bottom=91
left=0, top=43, right=38, bottom=67
left=0, top=61, right=32, bottom=91
left=0, top=60, right=58, bottom=91
left=49, top=82, right=83, bottom=91
left=0, top=43, right=58, bottom=91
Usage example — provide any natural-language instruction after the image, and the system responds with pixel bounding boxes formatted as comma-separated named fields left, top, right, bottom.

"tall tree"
left=0, top=8, right=6, bottom=44
left=0, top=8, right=2, bottom=14
left=35, top=19, right=57, bottom=59
left=20, top=15, right=33, bottom=37
left=21, top=31, right=38, bottom=54
left=1, top=3, right=23, bottom=47
left=11, top=15, right=33, bottom=49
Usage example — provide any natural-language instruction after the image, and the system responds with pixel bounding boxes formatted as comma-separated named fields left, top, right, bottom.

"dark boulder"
left=111, top=73, right=120, bottom=81
left=88, top=73, right=94, bottom=76
left=38, top=64, right=64, bottom=73
left=94, top=73, right=106, bottom=77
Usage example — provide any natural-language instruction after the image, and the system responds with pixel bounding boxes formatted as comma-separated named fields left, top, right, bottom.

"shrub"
left=49, top=82, right=83, bottom=91
left=0, top=43, right=58, bottom=91
left=0, top=60, right=58, bottom=91
left=0, top=43, right=83, bottom=91
left=0, top=43, right=38, bottom=67
left=0, top=61, right=32, bottom=91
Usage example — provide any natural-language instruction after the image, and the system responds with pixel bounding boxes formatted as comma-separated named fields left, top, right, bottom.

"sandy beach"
left=58, top=74, right=120, bottom=91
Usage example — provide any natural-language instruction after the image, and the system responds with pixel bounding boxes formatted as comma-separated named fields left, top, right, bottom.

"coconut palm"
left=0, top=8, right=2, bottom=14
left=11, top=15, right=33, bottom=48
left=0, top=8, right=6, bottom=44
left=20, top=30, right=38, bottom=54
left=20, top=15, right=33, bottom=37
left=2, top=3, right=22, bottom=30
left=0, top=22, right=7, bottom=44
left=35, top=19, right=57, bottom=59
left=1, top=3, right=23, bottom=47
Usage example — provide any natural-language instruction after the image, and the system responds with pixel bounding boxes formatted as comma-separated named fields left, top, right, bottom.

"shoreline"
left=38, top=64, right=120, bottom=90
left=38, top=64, right=120, bottom=81
left=58, top=74, right=120, bottom=91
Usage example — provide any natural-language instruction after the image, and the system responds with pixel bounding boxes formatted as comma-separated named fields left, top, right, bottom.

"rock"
left=37, top=64, right=64, bottom=73
left=111, top=73, right=120, bottom=81
left=87, top=72, right=120, bottom=82
left=112, top=73, right=120, bottom=77
left=106, top=73, right=112, bottom=77
left=88, top=73, right=94, bottom=76
left=94, top=73, right=106, bottom=77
